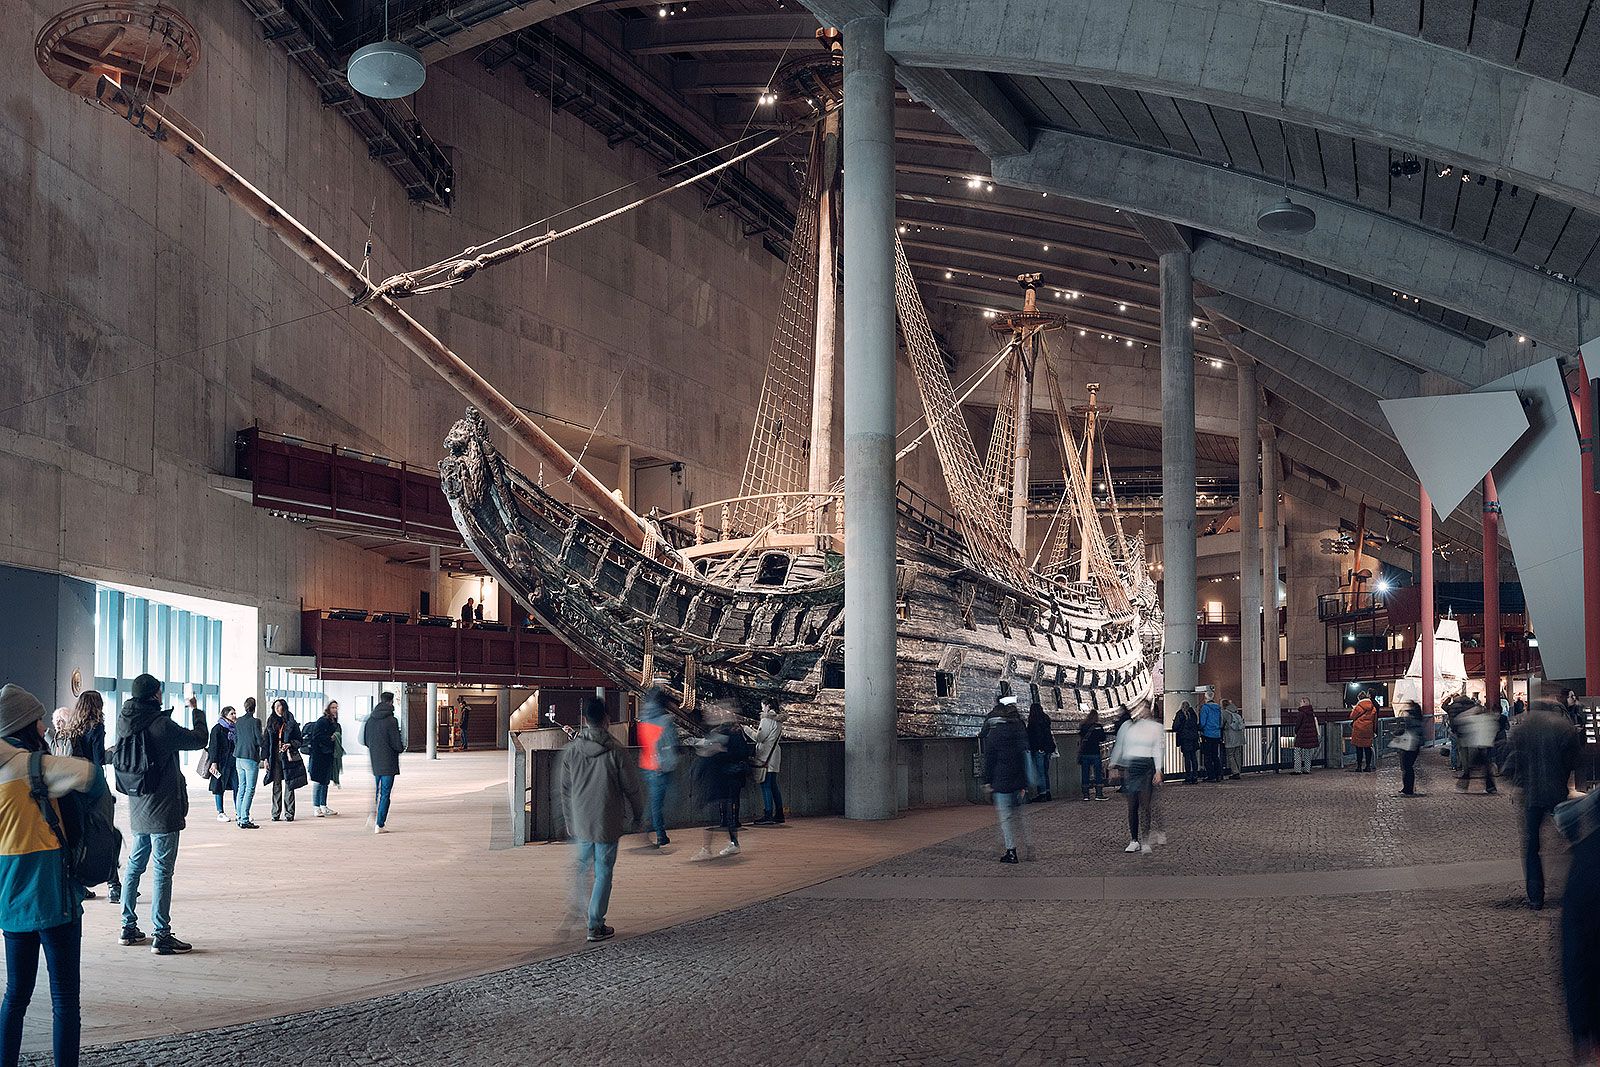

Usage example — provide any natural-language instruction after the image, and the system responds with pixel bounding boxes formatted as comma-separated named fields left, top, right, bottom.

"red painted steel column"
left=1421, top=485, right=1435, bottom=717
left=1482, top=474, right=1501, bottom=708
left=1579, top=368, right=1600, bottom=692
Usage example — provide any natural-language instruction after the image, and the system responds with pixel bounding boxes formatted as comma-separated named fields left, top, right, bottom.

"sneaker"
left=586, top=925, right=615, bottom=943
left=1093, top=794, right=1109, bottom=801
left=691, top=847, right=713, bottom=861
left=1081, top=795, right=1091, bottom=802
left=1000, top=848, right=1018, bottom=864
left=1124, top=840, right=1141, bottom=853
left=1153, top=831, right=1167, bottom=846
left=718, top=842, right=741, bottom=857
left=323, top=808, right=338, bottom=817
left=751, top=816, right=775, bottom=826
left=1140, top=842, right=1154, bottom=854
left=108, top=885, right=120, bottom=905
left=216, top=812, right=229, bottom=822
left=152, top=933, right=192, bottom=955
left=239, top=822, right=260, bottom=829
left=657, top=834, right=670, bottom=847
left=119, top=926, right=149, bottom=946
left=83, top=889, right=97, bottom=900
left=374, top=825, right=387, bottom=835
left=315, top=807, right=326, bottom=818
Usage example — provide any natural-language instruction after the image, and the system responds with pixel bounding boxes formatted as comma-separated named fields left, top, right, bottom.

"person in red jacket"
left=1292, top=701, right=1320, bottom=774
left=1349, top=691, right=1378, bottom=772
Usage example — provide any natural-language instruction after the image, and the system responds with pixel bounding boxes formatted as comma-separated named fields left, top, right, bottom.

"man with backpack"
left=114, top=674, right=207, bottom=955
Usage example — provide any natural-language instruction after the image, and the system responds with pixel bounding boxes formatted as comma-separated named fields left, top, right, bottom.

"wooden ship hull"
left=442, top=409, right=1154, bottom=739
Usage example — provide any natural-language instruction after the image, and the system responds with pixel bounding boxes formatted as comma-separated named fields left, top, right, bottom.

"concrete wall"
left=7, top=3, right=934, bottom=654
left=0, top=563, right=95, bottom=711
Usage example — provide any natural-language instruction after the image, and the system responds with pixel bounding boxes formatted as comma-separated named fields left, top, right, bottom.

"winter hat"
left=132, top=674, right=161, bottom=701
left=0, top=684, right=47, bottom=739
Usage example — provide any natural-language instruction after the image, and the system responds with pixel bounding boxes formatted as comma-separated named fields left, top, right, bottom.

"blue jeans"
left=312, top=781, right=330, bottom=807
left=374, top=774, right=395, bottom=827
left=1079, top=754, right=1105, bottom=796
left=235, top=758, right=260, bottom=825
left=213, top=791, right=224, bottom=814
left=121, top=831, right=179, bottom=936
left=643, top=770, right=672, bottom=840
left=993, top=789, right=1031, bottom=851
left=1, top=917, right=81, bottom=1067
left=572, top=840, right=618, bottom=931
left=1030, top=752, right=1052, bottom=794
left=760, top=773, right=784, bottom=821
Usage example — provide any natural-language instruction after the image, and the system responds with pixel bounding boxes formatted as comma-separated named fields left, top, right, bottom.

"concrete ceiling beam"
left=885, top=0, right=1600, bottom=223
left=1200, top=295, right=1423, bottom=397
left=989, top=129, right=1599, bottom=351
left=621, top=13, right=823, bottom=53
left=1129, top=215, right=1192, bottom=256
left=1190, top=241, right=1486, bottom=382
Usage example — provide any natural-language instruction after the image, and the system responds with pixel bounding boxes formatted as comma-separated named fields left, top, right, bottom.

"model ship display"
left=39, top=8, right=1160, bottom=737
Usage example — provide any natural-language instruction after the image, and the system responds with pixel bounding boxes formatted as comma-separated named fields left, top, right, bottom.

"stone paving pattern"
left=58, top=748, right=1576, bottom=1067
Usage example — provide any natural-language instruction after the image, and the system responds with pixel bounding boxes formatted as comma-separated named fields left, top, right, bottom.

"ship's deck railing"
left=657, top=490, right=844, bottom=546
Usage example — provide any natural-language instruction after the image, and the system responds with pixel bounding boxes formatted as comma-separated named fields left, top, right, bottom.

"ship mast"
left=61, top=69, right=660, bottom=557
left=1073, top=383, right=1108, bottom=582
left=807, top=30, right=843, bottom=519
left=1008, top=275, right=1041, bottom=553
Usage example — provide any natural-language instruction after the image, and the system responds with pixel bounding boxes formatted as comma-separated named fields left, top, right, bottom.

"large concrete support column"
left=1261, top=430, right=1282, bottom=724
left=426, top=681, right=439, bottom=760
left=1237, top=360, right=1263, bottom=724
left=1421, top=486, right=1436, bottom=716
left=1483, top=474, right=1501, bottom=708
left=841, top=15, right=898, bottom=821
left=809, top=108, right=841, bottom=501
left=1160, top=250, right=1198, bottom=707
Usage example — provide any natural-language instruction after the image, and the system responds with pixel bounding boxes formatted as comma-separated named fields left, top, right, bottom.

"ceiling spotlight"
left=1124, top=339, right=1133, bottom=347
left=658, top=5, right=667, bottom=14
left=1389, top=156, right=1422, bottom=179
left=1042, top=244, right=1050, bottom=252
left=1078, top=329, right=1086, bottom=336
left=967, top=177, right=982, bottom=189
left=1117, top=302, right=1127, bottom=312
left=945, top=271, right=952, bottom=279
left=1518, top=335, right=1527, bottom=343
left=1462, top=172, right=1471, bottom=182
left=1210, top=358, right=1224, bottom=368
left=1438, top=165, right=1453, bottom=178
left=986, top=182, right=994, bottom=190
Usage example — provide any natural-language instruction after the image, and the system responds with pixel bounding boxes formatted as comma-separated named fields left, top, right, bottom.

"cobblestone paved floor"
left=60, top=753, right=1576, bottom=1067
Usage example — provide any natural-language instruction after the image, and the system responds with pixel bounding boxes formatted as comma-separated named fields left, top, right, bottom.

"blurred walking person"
left=636, top=677, right=679, bottom=847
left=1292, top=700, right=1320, bottom=774
left=559, top=697, right=641, bottom=943
left=1222, top=699, right=1245, bottom=780
left=1077, top=709, right=1108, bottom=801
left=982, top=693, right=1032, bottom=863
left=1556, top=778, right=1600, bottom=1064
left=204, top=706, right=238, bottom=822
left=692, top=702, right=751, bottom=860
left=0, top=683, right=106, bottom=1067
left=1509, top=699, right=1582, bottom=909
left=1393, top=701, right=1425, bottom=797
left=1110, top=705, right=1165, bottom=853
left=363, top=692, right=404, bottom=834
left=1025, top=691, right=1056, bottom=802
left=1454, top=696, right=1498, bottom=795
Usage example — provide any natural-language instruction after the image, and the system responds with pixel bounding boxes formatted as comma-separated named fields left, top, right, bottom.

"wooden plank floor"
left=22, top=752, right=991, bottom=1054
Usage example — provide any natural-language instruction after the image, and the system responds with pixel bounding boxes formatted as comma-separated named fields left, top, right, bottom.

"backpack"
left=27, top=752, right=123, bottom=889
left=112, top=728, right=157, bottom=796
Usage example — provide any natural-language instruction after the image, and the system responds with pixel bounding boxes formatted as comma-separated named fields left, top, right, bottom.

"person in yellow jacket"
left=1350, top=691, right=1379, bottom=772
left=0, top=683, right=103, bottom=1067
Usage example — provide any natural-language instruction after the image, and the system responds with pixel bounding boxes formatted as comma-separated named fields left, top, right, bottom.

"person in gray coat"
left=232, top=697, right=264, bottom=829
left=116, top=674, right=207, bottom=955
left=363, top=692, right=404, bottom=834
left=559, top=697, right=642, bottom=943
left=1221, top=700, right=1246, bottom=780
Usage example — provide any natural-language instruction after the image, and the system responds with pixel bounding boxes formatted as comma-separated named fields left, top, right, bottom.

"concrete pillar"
left=428, top=546, right=440, bottom=618
left=1483, top=474, right=1501, bottom=708
left=1160, top=250, right=1198, bottom=706
left=1261, top=429, right=1282, bottom=724
left=1421, top=485, right=1436, bottom=716
left=391, top=680, right=407, bottom=750
left=426, top=681, right=439, bottom=760
left=1237, top=360, right=1263, bottom=725
left=841, top=14, right=898, bottom=821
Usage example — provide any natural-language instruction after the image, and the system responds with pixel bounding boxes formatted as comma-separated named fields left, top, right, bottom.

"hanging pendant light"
left=348, top=0, right=424, bottom=99
left=1257, top=36, right=1316, bottom=236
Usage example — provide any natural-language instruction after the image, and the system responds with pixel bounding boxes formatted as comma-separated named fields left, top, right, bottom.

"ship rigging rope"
left=362, top=124, right=802, bottom=303
left=893, top=340, right=1014, bottom=462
